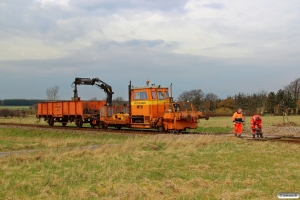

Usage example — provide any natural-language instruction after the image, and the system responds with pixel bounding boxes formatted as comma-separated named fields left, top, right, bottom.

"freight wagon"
left=37, top=100, right=106, bottom=127
left=37, top=100, right=131, bottom=128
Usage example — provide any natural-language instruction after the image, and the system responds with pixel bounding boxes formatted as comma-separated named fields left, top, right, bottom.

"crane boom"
left=73, top=77, right=114, bottom=105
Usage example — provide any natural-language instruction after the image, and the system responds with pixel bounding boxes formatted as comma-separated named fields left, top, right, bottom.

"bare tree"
left=46, top=85, right=60, bottom=100
left=284, top=77, right=300, bottom=114
left=254, top=90, right=268, bottom=114
left=113, top=96, right=127, bottom=106
left=177, top=89, right=205, bottom=111
left=204, top=93, right=219, bottom=111
left=113, top=96, right=125, bottom=101
left=21, top=109, right=26, bottom=118
left=9, top=110, right=15, bottom=118
left=16, top=109, right=21, bottom=118
left=1, top=109, right=10, bottom=118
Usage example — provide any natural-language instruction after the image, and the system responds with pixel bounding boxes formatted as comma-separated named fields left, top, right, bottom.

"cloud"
left=35, top=0, right=71, bottom=9
left=0, top=0, right=300, bottom=99
left=2, top=0, right=300, bottom=59
left=202, top=3, right=224, bottom=10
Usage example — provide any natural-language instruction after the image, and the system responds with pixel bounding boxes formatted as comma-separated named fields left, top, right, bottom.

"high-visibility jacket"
left=251, top=115, right=262, bottom=129
left=232, top=112, right=244, bottom=124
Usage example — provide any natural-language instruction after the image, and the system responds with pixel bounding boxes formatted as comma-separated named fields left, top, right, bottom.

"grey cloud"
left=122, top=39, right=165, bottom=48
left=0, top=1, right=61, bottom=40
left=202, top=3, right=224, bottom=10
left=71, top=0, right=189, bottom=13
left=94, top=39, right=167, bottom=49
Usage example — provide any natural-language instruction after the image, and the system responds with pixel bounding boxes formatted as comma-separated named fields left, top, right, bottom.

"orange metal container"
left=37, top=100, right=106, bottom=127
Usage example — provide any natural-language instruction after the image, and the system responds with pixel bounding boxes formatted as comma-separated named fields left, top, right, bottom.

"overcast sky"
left=0, top=0, right=299, bottom=100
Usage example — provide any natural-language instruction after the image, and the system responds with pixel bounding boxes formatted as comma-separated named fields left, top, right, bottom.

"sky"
left=0, top=0, right=300, bottom=101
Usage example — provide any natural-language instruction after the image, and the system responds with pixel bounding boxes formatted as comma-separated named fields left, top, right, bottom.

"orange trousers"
left=234, top=123, right=243, bottom=134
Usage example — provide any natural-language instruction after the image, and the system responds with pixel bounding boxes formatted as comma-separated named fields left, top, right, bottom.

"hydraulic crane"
left=72, top=77, right=114, bottom=105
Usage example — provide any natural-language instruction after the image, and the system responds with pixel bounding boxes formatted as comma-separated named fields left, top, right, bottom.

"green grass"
left=0, top=127, right=130, bottom=152
left=194, top=126, right=232, bottom=133
left=0, top=127, right=299, bottom=199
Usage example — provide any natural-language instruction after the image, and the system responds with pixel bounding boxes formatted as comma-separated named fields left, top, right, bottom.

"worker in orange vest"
left=232, top=108, right=244, bottom=137
left=251, top=114, right=263, bottom=138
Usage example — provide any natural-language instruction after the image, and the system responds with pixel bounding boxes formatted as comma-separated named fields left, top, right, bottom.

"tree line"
left=177, top=77, right=300, bottom=115
left=0, top=99, right=45, bottom=106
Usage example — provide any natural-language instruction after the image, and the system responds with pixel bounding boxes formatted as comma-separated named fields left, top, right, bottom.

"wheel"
left=172, top=130, right=182, bottom=134
left=76, top=120, right=83, bottom=128
left=62, top=122, right=67, bottom=127
left=48, top=118, right=54, bottom=127
left=158, top=126, right=164, bottom=132
left=99, top=122, right=107, bottom=129
left=90, top=122, right=96, bottom=128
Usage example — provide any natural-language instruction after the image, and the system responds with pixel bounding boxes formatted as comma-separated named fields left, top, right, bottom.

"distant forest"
left=0, top=99, right=45, bottom=106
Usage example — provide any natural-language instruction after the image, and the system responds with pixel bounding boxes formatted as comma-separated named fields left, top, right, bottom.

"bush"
left=0, top=109, right=10, bottom=118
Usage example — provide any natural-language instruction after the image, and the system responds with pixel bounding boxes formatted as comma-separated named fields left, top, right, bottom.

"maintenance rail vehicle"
left=37, top=78, right=209, bottom=132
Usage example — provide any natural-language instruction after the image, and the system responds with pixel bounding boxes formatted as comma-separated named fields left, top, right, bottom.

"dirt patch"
left=263, top=126, right=300, bottom=136
left=272, top=121, right=298, bottom=127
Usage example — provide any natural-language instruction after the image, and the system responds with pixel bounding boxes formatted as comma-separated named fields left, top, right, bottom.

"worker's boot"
left=256, top=133, right=260, bottom=138
left=234, top=133, right=237, bottom=137
left=260, top=133, right=264, bottom=138
left=252, top=134, right=255, bottom=138
left=238, top=134, right=242, bottom=138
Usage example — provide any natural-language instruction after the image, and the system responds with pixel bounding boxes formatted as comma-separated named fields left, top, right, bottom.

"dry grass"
left=0, top=115, right=47, bottom=125
left=0, top=126, right=300, bottom=199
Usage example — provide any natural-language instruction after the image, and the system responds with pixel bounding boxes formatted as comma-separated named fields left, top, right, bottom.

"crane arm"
left=73, top=77, right=114, bottom=105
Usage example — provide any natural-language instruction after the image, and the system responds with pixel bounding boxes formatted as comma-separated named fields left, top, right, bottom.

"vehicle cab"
left=130, top=80, right=170, bottom=129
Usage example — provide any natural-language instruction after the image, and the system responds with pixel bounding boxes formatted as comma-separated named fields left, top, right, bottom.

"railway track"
left=1, top=122, right=300, bottom=144
left=0, top=122, right=157, bottom=134
left=0, top=122, right=231, bottom=135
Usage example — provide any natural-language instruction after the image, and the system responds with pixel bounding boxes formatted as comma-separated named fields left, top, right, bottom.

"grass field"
left=1, top=115, right=299, bottom=132
left=0, top=106, right=30, bottom=110
left=0, top=126, right=299, bottom=199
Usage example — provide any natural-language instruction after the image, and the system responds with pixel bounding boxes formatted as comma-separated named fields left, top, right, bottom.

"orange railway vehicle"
left=127, top=80, right=208, bottom=132
left=37, top=78, right=209, bottom=132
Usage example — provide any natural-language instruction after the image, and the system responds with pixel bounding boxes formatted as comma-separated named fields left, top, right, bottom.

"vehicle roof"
left=132, top=85, right=168, bottom=90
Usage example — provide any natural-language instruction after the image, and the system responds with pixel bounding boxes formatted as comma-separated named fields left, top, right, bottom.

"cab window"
left=158, top=91, right=164, bottom=100
left=134, top=92, right=147, bottom=100
left=164, top=91, right=169, bottom=99
left=151, top=91, right=156, bottom=99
